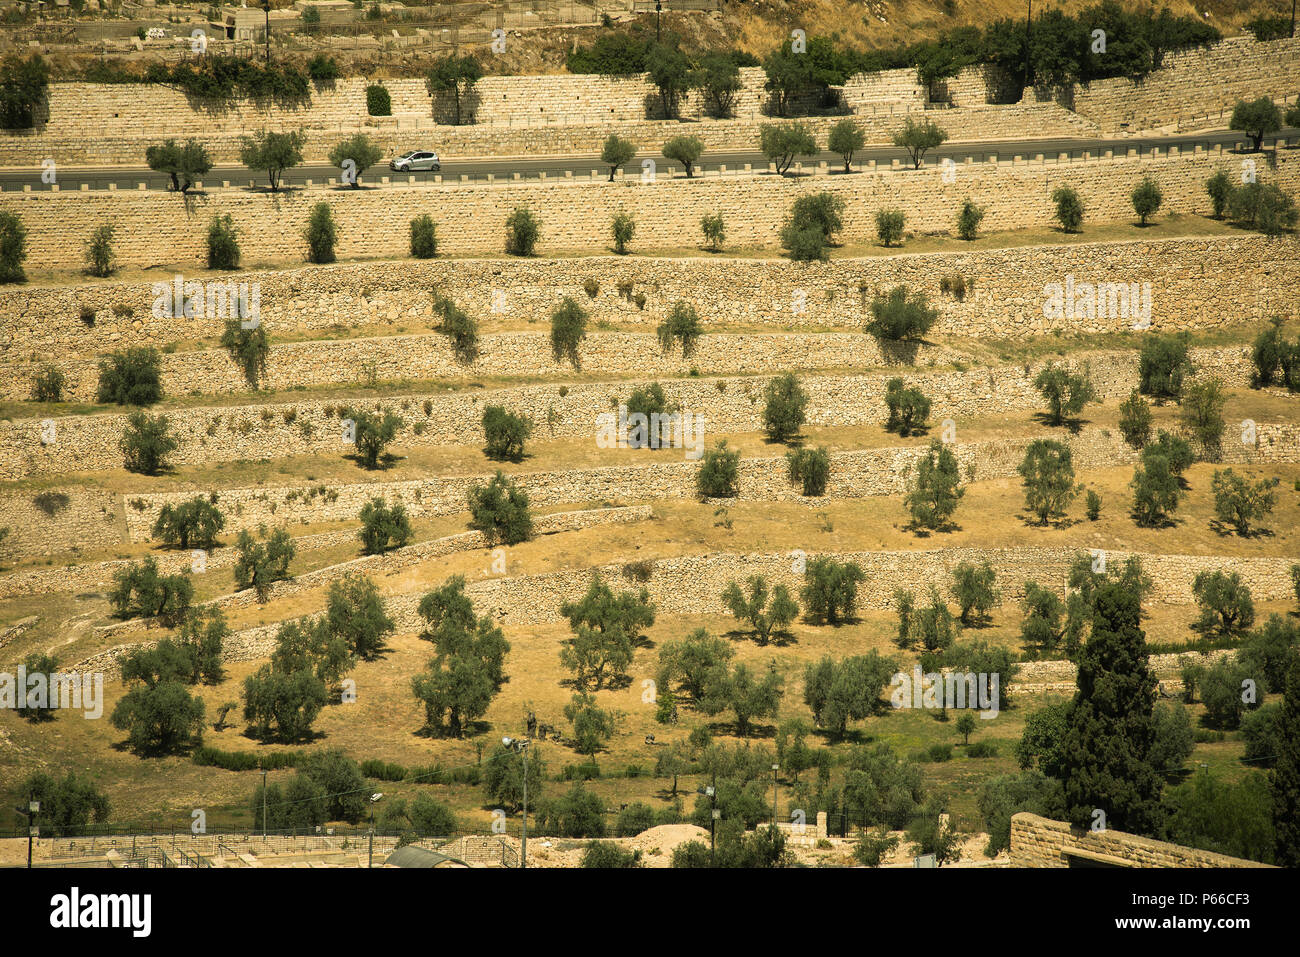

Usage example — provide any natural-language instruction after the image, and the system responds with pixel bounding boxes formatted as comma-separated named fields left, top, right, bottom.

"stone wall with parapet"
left=4, top=235, right=1296, bottom=360
left=71, top=547, right=1298, bottom=677
left=0, top=346, right=1268, bottom=481
left=1060, top=35, right=1300, bottom=135
left=0, top=487, right=123, bottom=561
left=109, top=419, right=1299, bottom=544
left=4, top=149, right=1293, bottom=271
left=1010, top=812, right=1273, bottom=867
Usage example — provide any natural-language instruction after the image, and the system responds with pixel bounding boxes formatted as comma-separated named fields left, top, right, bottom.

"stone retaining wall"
left=4, top=236, right=1296, bottom=359
left=0, top=346, right=1268, bottom=481
left=4, top=149, right=1292, bottom=270
left=1010, top=812, right=1273, bottom=867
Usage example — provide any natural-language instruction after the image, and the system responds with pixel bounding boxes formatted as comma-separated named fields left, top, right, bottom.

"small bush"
left=1085, top=489, right=1101, bottom=521
left=610, top=211, right=635, bottom=254
left=1131, top=176, right=1163, bottom=225
left=432, top=294, right=478, bottom=363
left=955, top=198, right=984, bottom=240
left=365, top=84, right=391, bottom=116
left=0, top=210, right=28, bottom=283
left=153, top=496, right=224, bottom=549
left=1051, top=186, right=1084, bottom=232
left=467, top=470, right=534, bottom=545
left=786, top=447, right=830, bottom=496
left=1138, top=333, right=1193, bottom=401
left=30, top=364, right=66, bottom=402
left=85, top=224, right=116, bottom=277
left=97, top=347, right=163, bottom=406
left=762, top=373, right=808, bottom=443
left=701, top=211, right=726, bottom=251
left=1118, top=389, right=1152, bottom=448
left=505, top=207, right=540, bottom=256
left=303, top=202, right=337, bottom=264
left=875, top=208, right=905, bottom=247
left=866, top=286, right=938, bottom=340
left=884, top=378, right=931, bottom=436
left=120, top=410, right=178, bottom=475
left=657, top=302, right=702, bottom=357
left=219, top=318, right=270, bottom=389
left=697, top=441, right=740, bottom=498
left=550, top=297, right=588, bottom=367
left=206, top=214, right=241, bottom=269
left=780, top=191, right=844, bottom=262
left=409, top=215, right=438, bottom=258
left=482, top=405, right=533, bottom=462
left=358, top=497, right=413, bottom=555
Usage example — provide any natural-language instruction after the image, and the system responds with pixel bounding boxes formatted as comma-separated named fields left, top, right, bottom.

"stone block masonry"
left=1010, top=812, right=1272, bottom=867
left=4, top=236, right=1295, bottom=359
left=105, top=418, right=1298, bottom=545
left=4, top=150, right=1295, bottom=271
left=70, top=546, right=1300, bottom=678
left=0, top=346, right=1267, bottom=480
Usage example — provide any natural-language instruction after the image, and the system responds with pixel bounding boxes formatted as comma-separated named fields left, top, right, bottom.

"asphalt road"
left=2, top=127, right=1293, bottom=191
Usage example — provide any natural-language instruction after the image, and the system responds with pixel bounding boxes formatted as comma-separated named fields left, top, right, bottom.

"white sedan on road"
left=389, top=150, right=442, bottom=173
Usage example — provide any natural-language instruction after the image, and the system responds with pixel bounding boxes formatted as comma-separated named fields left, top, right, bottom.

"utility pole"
left=655, top=0, right=661, bottom=42
left=262, top=0, right=271, bottom=65
left=1023, top=0, right=1034, bottom=94
left=16, top=801, right=39, bottom=868
left=261, top=767, right=267, bottom=838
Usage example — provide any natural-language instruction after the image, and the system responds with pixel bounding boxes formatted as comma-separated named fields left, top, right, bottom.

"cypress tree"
left=1272, top=657, right=1300, bottom=866
left=1058, top=582, right=1164, bottom=835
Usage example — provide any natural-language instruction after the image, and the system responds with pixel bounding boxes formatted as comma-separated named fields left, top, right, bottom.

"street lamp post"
left=771, top=764, right=779, bottom=828
left=15, top=802, right=39, bottom=869
left=504, top=736, right=531, bottom=868
left=262, top=0, right=271, bottom=65
left=1023, top=0, right=1034, bottom=94
left=367, top=792, right=383, bottom=868
left=655, top=0, right=661, bottom=42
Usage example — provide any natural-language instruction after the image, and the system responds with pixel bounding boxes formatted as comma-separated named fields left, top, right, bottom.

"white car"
left=390, top=150, right=441, bottom=173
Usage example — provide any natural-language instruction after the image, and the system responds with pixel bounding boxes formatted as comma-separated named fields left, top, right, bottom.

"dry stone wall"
left=5, top=235, right=1296, bottom=360
left=110, top=418, right=1300, bottom=544
left=1063, top=36, right=1300, bottom=135
left=5, top=150, right=1293, bottom=271
left=1010, top=812, right=1272, bottom=867
left=2, top=333, right=968, bottom=403
left=0, top=487, right=122, bottom=561
left=0, top=346, right=1265, bottom=480
left=71, top=548, right=1299, bottom=677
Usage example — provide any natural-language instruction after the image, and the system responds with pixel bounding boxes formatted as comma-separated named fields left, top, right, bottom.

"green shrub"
left=955, top=198, right=985, bottom=240
left=219, top=318, right=270, bottom=388
left=780, top=191, right=844, bottom=261
left=662, top=134, right=704, bottom=177
left=801, top=557, right=866, bottom=625
left=700, top=211, right=726, bottom=251
left=0, top=210, right=27, bottom=283
left=358, top=497, right=413, bottom=555
left=884, top=378, right=931, bottom=436
left=432, top=294, right=478, bottom=362
left=1206, top=169, right=1233, bottom=219
left=1138, top=333, right=1193, bottom=401
left=1051, top=185, right=1084, bottom=232
left=153, top=496, right=224, bottom=549
left=410, top=214, right=438, bottom=258
left=303, top=202, right=337, bottom=264
left=657, top=301, right=702, bottom=357
left=482, top=405, right=533, bottom=462
left=30, top=364, right=66, bottom=402
left=1085, top=489, right=1101, bottom=521
left=206, top=214, right=241, bottom=269
left=97, top=347, right=163, bottom=406
left=306, top=53, right=338, bottom=79
left=365, top=83, right=391, bottom=116
left=342, top=407, right=403, bottom=469
left=1118, top=389, right=1152, bottom=447
left=696, top=441, right=740, bottom=498
left=467, top=470, right=534, bottom=545
left=600, top=133, right=637, bottom=180
left=120, top=410, right=178, bottom=475
left=109, top=557, right=193, bottom=625
left=1131, top=176, right=1163, bottom=225
left=866, top=285, right=938, bottom=340
left=505, top=207, right=540, bottom=256
left=238, top=129, right=305, bottom=191
left=875, top=208, right=905, bottom=247
left=1178, top=377, right=1227, bottom=457
left=328, top=132, right=383, bottom=187
left=85, top=224, right=116, bottom=277
left=550, top=296, right=588, bottom=366
left=786, top=446, right=830, bottom=496
left=233, top=527, right=296, bottom=600
left=610, top=211, right=635, bottom=254
left=762, top=373, right=809, bottom=443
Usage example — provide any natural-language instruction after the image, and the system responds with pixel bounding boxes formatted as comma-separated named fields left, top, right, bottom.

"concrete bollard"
left=80, top=183, right=88, bottom=191
left=142, top=183, right=150, bottom=190
left=108, top=183, right=117, bottom=191
left=221, top=180, right=230, bottom=188
left=304, top=179, right=312, bottom=187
